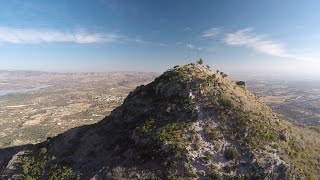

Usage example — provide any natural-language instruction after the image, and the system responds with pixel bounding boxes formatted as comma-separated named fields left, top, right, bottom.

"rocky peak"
left=1, top=63, right=319, bottom=180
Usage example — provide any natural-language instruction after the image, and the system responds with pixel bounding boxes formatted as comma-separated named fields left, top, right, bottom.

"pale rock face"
left=188, top=91, right=195, bottom=99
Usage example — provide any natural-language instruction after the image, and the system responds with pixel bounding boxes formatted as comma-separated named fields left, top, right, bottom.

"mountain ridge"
left=1, top=63, right=319, bottom=179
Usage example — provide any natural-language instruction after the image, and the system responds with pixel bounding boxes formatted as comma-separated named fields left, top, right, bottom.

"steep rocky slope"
left=1, top=63, right=320, bottom=179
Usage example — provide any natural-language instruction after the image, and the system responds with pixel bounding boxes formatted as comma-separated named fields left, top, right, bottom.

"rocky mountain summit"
left=1, top=63, right=319, bottom=179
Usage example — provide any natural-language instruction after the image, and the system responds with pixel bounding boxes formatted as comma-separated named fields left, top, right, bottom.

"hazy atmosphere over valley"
left=0, top=0, right=320, bottom=179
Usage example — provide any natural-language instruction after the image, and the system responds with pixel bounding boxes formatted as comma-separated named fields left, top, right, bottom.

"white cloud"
left=128, top=37, right=168, bottom=47
left=184, top=27, right=192, bottom=31
left=224, top=28, right=296, bottom=58
left=0, top=27, right=122, bottom=44
left=201, top=27, right=220, bottom=38
left=186, top=43, right=194, bottom=49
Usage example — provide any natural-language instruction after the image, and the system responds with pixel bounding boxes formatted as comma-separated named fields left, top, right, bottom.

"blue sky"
left=0, top=0, right=320, bottom=76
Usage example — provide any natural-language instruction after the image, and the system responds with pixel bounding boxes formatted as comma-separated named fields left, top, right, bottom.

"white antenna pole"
left=188, top=46, right=190, bottom=62
left=196, top=48, right=199, bottom=59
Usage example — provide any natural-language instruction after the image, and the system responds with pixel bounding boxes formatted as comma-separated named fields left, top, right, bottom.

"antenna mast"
left=188, top=46, right=191, bottom=62
left=196, top=48, right=199, bottom=59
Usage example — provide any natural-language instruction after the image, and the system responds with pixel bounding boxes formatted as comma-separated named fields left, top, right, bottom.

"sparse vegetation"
left=21, top=156, right=47, bottom=178
left=204, top=126, right=219, bottom=141
left=207, top=170, right=222, bottom=180
left=19, top=149, right=80, bottom=180
left=2, top=63, right=320, bottom=179
left=220, top=72, right=228, bottom=78
left=203, top=151, right=211, bottom=163
left=224, top=147, right=239, bottom=160
left=176, top=97, right=196, bottom=113
left=236, top=81, right=246, bottom=86
left=158, top=123, right=188, bottom=144
left=48, top=165, right=80, bottom=180
left=218, top=97, right=234, bottom=110
left=135, top=117, right=158, bottom=136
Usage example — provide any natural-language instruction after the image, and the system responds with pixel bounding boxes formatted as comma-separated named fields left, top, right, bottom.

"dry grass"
left=279, top=121, right=320, bottom=179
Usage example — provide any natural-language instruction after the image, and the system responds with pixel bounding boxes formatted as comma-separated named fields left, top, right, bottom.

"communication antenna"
left=196, top=48, right=199, bottom=59
left=188, top=46, right=191, bottom=62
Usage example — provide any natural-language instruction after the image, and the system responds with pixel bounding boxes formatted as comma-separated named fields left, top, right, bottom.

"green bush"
left=203, top=151, right=211, bottom=163
left=20, top=153, right=80, bottom=180
left=158, top=123, right=186, bottom=143
left=219, top=98, right=233, bottom=110
left=224, top=147, right=239, bottom=160
left=204, top=127, right=219, bottom=141
left=220, top=71, right=228, bottom=78
left=236, top=81, right=246, bottom=86
left=21, top=156, right=47, bottom=178
left=207, top=170, right=221, bottom=180
left=49, top=166, right=79, bottom=180
left=197, top=58, right=204, bottom=65
left=26, top=175, right=34, bottom=180
left=135, top=117, right=157, bottom=136
left=222, top=74, right=228, bottom=78
left=224, top=164, right=232, bottom=173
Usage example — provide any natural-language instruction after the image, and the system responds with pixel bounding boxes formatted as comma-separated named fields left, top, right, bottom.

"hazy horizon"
left=2, top=67, right=320, bottom=82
